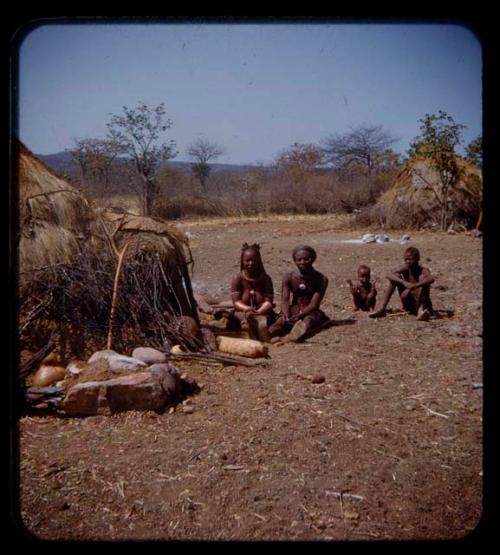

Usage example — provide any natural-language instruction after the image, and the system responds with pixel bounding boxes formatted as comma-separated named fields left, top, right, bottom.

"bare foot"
left=369, top=308, right=387, bottom=318
left=280, top=320, right=307, bottom=343
left=416, top=308, right=431, bottom=321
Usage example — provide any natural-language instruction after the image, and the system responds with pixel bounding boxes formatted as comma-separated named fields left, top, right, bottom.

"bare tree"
left=106, top=102, right=177, bottom=216
left=322, top=124, right=398, bottom=175
left=186, top=138, right=226, bottom=193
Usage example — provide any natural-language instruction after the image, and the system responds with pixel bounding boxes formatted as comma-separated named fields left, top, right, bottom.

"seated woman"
left=269, top=245, right=329, bottom=343
left=228, top=243, right=275, bottom=342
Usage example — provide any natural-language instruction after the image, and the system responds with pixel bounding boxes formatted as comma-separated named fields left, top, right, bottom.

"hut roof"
left=17, top=141, right=94, bottom=275
left=378, top=157, right=482, bottom=209
left=376, top=156, right=482, bottom=213
left=17, top=141, right=190, bottom=277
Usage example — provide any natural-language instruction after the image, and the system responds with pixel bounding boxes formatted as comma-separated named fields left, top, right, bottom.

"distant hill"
left=37, top=151, right=258, bottom=176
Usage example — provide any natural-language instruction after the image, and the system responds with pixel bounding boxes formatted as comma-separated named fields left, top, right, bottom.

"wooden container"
left=32, top=365, right=66, bottom=387
left=216, top=336, right=268, bottom=358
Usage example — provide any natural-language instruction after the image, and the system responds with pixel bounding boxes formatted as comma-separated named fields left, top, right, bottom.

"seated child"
left=228, top=243, right=275, bottom=341
left=347, top=264, right=377, bottom=311
left=268, top=245, right=329, bottom=343
left=369, top=246, right=435, bottom=320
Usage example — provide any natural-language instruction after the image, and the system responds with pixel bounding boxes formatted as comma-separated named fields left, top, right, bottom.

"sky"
left=14, top=19, right=482, bottom=166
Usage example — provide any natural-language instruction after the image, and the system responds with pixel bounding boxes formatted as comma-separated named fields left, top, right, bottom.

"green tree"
left=465, top=135, right=482, bottom=169
left=186, top=138, right=226, bottom=194
left=106, top=102, right=177, bottom=216
left=322, top=124, right=398, bottom=175
left=68, top=137, right=121, bottom=195
left=408, top=110, right=466, bottom=231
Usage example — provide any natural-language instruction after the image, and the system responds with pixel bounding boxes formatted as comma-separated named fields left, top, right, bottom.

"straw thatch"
left=372, top=156, right=482, bottom=229
left=16, top=140, right=201, bottom=362
left=18, top=141, right=94, bottom=276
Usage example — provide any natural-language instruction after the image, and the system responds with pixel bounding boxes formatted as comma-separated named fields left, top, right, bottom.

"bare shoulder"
left=391, top=264, right=408, bottom=274
left=230, top=273, right=243, bottom=288
left=314, top=269, right=328, bottom=283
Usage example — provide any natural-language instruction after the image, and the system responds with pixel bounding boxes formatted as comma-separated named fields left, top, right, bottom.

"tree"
left=322, top=124, right=398, bottom=175
left=275, top=142, right=324, bottom=184
left=408, top=110, right=466, bottom=231
left=106, top=102, right=177, bottom=216
left=186, top=138, right=226, bottom=193
left=68, top=138, right=121, bottom=195
left=465, top=135, right=482, bottom=169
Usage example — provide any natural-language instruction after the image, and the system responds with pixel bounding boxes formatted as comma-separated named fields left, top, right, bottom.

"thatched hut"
left=372, top=156, right=482, bottom=230
left=15, top=140, right=200, bottom=364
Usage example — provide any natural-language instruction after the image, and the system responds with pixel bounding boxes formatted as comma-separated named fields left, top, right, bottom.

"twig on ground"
left=418, top=401, right=450, bottom=419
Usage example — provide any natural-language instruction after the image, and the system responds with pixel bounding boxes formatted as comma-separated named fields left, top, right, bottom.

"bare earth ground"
left=15, top=215, right=484, bottom=542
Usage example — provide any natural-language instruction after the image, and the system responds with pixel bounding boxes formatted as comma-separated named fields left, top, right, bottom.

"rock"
left=148, top=363, right=181, bottom=398
left=447, top=323, right=465, bottom=337
left=87, top=350, right=147, bottom=373
left=87, top=349, right=118, bottom=363
left=170, top=345, right=185, bottom=354
left=311, top=374, right=326, bottom=384
left=65, top=360, right=87, bottom=376
left=361, top=234, right=377, bottom=243
left=63, top=372, right=168, bottom=417
left=162, top=373, right=180, bottom=398
left=32, top=365, right=66, bottom=387
left=132, top=347, right=167, bottom=365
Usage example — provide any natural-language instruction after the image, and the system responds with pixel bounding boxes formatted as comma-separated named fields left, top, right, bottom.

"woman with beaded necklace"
left=228, top=243, right=275, bottom=342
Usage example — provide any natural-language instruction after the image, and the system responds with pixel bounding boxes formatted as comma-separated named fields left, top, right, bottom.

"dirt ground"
left=14, top=215, right=484, bottom=542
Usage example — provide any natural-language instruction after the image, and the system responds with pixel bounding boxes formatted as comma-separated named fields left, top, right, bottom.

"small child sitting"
left=347, top=264, right=377, bottom=311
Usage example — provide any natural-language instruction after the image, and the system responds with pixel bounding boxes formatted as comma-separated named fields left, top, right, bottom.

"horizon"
left=15, top=19, right=482, bottom=166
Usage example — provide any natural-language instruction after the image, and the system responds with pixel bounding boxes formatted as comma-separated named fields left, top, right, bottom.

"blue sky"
left=15, top=20, right=482, bottom=165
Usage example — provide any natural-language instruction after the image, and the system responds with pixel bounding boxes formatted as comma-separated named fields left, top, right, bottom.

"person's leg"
left=226, top=310, right=245, bottom=331
left=401, top=289, right=417, bottom=315
left=268, top=314, right=286, bottom=337
left=352, top=291, right=366, bottom=311
left=414, top=284, right=434, bottom=320
left=278, top=318, right=309, bottom=343
left=247, top=314, right=271, bottom=342
left=369, top=280, right=397, bottom=317
left=367, top=293, right=377, bottom=311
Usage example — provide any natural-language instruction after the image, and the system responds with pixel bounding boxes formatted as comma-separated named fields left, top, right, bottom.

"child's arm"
left=346, top=279, right=359, bottom=294
left=386, top=266, right=413, bottom=289
left=366, top=281, right=377, bottom=300
left=410, top=267, right=435, bottom=288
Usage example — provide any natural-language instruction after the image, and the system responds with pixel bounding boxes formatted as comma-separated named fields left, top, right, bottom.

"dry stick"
left=169, top=351, right=269, bottom=367
left=18, top=337, right=55, bottom=381
left=106, top=238, right=132, bottom=350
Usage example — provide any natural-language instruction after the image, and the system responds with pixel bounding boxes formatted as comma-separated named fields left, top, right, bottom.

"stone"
left=132, top=347, right=168, bottom=365
left=63, top=372, right=168, bottom=416
left=87, top=349, right=147, bottom=373
left=65, top=360, right=87, bottom=376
